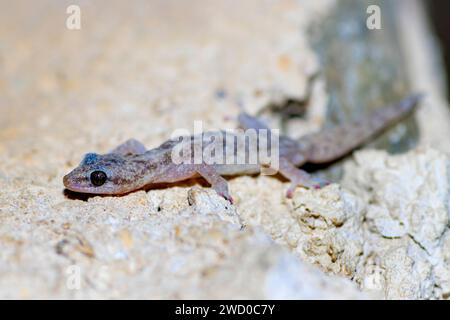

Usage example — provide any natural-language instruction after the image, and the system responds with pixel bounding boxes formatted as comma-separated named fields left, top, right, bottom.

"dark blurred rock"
left=307, top=0, right=419, bottom=181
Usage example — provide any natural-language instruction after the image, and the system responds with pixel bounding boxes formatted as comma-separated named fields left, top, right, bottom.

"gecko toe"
left=312, top=177, right=331, bottom=189
left=219, top=192, right=234, bottom=204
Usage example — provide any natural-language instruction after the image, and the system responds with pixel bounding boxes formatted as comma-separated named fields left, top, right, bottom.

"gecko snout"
left=62, top=174, right=70, bottom=188
left=63, top=171, right=82, bottom=191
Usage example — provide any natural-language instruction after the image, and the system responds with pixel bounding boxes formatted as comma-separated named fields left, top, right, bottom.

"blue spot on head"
left=81, top=153, right=99, bottom=165
left=215, top=89, right=227, bottom=100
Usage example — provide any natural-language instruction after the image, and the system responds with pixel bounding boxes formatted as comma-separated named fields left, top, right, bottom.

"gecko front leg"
left=278, top=157, right=330, bottom=198
left=111, top=138, right=147, bottom=155
left=151, top=162, right=233, bottom=203
left=195, top=164, right=234, bottom=204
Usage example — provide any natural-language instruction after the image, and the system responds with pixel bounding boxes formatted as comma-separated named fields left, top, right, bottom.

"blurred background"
left=428, top=0, right=450, bottom=96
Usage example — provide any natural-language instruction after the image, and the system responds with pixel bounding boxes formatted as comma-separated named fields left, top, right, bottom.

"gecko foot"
left=219, top=192, right=234, bottom=204
left=286, top=178, right=331, bottom=197
left=195, top=163, right=234, bottom=204
left=279, top=157, right=331, bottom=198
left=312, top=176, right=331, bottom=189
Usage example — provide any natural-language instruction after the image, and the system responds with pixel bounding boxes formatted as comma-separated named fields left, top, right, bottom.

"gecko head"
left=63, top=153, right=142, bottom=195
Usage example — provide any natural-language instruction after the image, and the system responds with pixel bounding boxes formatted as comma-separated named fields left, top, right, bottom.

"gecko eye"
left=90, top=171, right=107, bottom=186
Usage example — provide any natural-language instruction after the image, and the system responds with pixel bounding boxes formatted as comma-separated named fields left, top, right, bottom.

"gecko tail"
left=300, top=93, right=424, bottom=164
left=369, top=93, right=424, bottom=132
left=395, top=93, right=424, bottom=113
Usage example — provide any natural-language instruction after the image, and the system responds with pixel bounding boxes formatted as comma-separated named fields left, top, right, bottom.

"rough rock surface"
left=237, top=148, right=450, bottom=299
left=342, top=148, right=450, bottom=299
left=0, top=0, right=449, bottom=299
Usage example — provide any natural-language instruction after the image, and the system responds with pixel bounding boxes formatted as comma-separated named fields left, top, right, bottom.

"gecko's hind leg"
left=195, top=164, right=233, bottom=204
left=238, top=112, right=271, bottom=131
left=111, top=138, right=147, bottom=155
left=278, top=158, right=330, bottom=198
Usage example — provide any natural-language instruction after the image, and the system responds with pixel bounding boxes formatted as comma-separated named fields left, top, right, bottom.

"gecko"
left=63, top=94, right=422, bottom=203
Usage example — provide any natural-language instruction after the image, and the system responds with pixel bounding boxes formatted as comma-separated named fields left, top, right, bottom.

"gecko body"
left=63, top=94, right=421, bottom=202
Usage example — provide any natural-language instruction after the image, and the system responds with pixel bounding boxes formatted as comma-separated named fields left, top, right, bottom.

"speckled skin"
left=63, top=94, right=421, bottom=202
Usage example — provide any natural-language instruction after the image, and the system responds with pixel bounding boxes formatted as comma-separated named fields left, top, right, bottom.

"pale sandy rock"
left=1, top=0, right=449, bottom=300
left=238, top=182, right=365, bottom=277
left=236, top=148, right=449, bottom=299
left=343, top=148, right=449, bottom=253
left=186, top=187, right=243, bottom=226
left=289, top=185, right=365, bottom=276
left=342, top=148, right=450, bottom=299
left=264, top=251, right=366, bottom=299
left=434, top=230, right=450, bottom=298
left=0, top=176, right=365, bottom=299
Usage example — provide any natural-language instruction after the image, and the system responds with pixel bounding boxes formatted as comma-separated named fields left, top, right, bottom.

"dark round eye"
left=90, top=171, right=107, bottom=186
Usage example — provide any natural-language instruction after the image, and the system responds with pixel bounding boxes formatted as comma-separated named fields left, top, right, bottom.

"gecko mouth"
left=63, top=174, right=88, bottom=193
left=63, top=174, right=99, bottom=194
